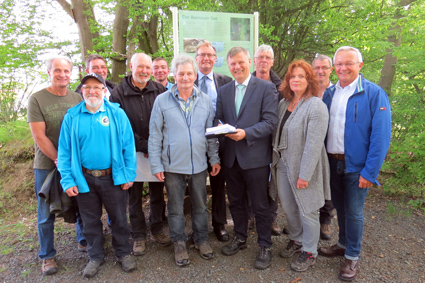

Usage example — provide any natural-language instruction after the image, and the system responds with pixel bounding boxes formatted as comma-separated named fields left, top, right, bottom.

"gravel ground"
left=1, top=187, right=424, bottom=283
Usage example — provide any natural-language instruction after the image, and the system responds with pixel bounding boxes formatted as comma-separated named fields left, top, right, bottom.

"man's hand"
left=359, top=176, right=372, bottom=189
left=65, top=186, right=79, bottom=197
left=296, top=178, right=309, bottom=189
left=121, top=182, right=134, bottom=190
left=154, top=172, right=165, bottom=182
left=143, top=153, right=149, bottom=158
left=226, top=129, right=246, bottom=141
left=210, top=163, right=221, bottom=176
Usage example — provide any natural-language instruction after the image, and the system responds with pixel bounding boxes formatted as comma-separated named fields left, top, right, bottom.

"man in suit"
left=216, top=47, right=278, bottom=270
left=194, top=41, right=233, bottom=242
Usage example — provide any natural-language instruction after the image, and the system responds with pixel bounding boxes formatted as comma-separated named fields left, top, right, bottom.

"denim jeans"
left=76, top=173, right=131, bottom=261
left=34, top=169, right=85, bottom=260
left=164, top=170, right=209, bottom=244
left=329, top=158, right=369, bottom=260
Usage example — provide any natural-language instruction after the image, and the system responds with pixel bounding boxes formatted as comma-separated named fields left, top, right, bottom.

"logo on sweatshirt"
left=100, top=116, right=109, bottom=126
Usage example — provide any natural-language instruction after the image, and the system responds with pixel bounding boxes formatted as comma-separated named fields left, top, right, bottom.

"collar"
left=336, top=75, right=359, bottom=90
left=235, top=74, right=251, bottom=87
left=198, top=71, right=214, bottom=81
left=174, top=88, right=196, bottom=99
left=82, top=100, right=105, bottom=114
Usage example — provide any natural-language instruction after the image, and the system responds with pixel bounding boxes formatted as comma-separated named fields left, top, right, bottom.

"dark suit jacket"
left=215, top=76, right=278, bottom=170
left=195, top=72, right=233, bottom=91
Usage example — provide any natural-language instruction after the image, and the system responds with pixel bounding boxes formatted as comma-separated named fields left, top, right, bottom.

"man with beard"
left=58, top=73, right=137, bottom=278
left=111, top=53, right=171, bottom=256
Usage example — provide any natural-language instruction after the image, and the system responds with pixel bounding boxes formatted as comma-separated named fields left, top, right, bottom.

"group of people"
left=28, top=41, right=391, bottom=281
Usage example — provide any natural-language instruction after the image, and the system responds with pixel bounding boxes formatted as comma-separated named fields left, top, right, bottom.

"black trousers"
left=319, top=199, right=335, bottom=225
left=224, top=159, right=272, bottom=248
left=77, top=173, right=131, bottom=261
left=208, top=149, right=227, bottom=229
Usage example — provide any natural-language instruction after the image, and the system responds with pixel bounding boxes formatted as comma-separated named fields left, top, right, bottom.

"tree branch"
left=56, top=0, right=73, bottom=18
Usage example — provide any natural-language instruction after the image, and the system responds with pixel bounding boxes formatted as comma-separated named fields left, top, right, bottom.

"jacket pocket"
left=167, top=145, right=171, bottom=165
left=354, top=103, right=358, bottom=123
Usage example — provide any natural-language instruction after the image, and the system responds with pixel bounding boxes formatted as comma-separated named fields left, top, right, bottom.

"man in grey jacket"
left=148, top=54, right=220, bottom=267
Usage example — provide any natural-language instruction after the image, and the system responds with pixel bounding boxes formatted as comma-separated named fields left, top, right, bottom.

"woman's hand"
left=296, top=178, right=309, bottom=189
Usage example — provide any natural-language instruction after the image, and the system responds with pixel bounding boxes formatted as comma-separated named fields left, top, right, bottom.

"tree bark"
left=111, top=0, right=130, bottom=83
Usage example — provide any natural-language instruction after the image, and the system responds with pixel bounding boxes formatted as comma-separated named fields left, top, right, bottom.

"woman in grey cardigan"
left=270, top=59, right=330, bottom=272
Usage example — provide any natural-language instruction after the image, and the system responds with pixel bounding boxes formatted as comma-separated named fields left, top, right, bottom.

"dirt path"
left=1, top=187, right=424, bottom=283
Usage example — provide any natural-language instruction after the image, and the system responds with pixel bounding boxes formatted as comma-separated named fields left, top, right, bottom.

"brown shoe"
left=153, top=233, right=172, bottom=247
left=78, top=243, right=87, bottom=252
left=248, top=217, right=255, bottom=230
left=318, top=244, right=345, bottom=257
left=339, top=258, right=359, bottom=281
left=320, top=223, right=332, bottom=240
left=41, top=258, right=58, bottom=276
left=133, top=240, right=146, bottom=256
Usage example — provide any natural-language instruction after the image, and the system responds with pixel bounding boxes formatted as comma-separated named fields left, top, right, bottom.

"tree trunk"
left=111, top=0, right=130, bottom=83
left=378, top=0, right=415, bottom=95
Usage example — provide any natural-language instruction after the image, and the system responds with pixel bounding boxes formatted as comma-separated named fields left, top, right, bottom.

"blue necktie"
left=200, top=76, right=209, bottom=94
left=235, top=84, right=244, bottom=116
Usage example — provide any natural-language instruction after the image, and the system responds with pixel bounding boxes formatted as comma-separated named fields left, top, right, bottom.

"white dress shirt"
left=327, top=76, right=359, bottom=154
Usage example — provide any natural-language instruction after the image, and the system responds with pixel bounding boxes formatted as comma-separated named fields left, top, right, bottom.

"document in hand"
left=205, top=124, right=237, bottom=139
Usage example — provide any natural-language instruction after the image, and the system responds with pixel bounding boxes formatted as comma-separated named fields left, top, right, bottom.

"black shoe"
left=271, top=220, right=282, bottom=236
left=214, top=227, right=230, bottom=242
left=221, top=236, right=247, bottom=256
left=254, top=246, right=271, bottom=270
left=282, top=226, right=290, bottom=235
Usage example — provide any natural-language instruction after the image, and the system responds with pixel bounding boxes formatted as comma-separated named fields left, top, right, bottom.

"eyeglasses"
left=334, top=62, right=360, bottom=68
left=82, top=86, right=105, bottom=92
left=196, top=53, right=217, bottom=58
left=313, top=66, right=332, bottom=71
left=255, top=56, right=274, bottom=61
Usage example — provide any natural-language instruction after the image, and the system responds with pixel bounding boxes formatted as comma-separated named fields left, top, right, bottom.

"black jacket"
left=110, top=76, right=166, bottom=154
left=75, top=79, right=118, bottom=95
left=252, top=69, right=283, bottom=101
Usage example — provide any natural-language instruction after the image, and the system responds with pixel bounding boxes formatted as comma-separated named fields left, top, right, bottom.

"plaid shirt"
left=175, top=89, right=197, bottom=117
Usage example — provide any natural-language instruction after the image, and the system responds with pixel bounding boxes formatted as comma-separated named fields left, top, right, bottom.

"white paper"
left=135, top=152, right=159, bottom=182
left=205, top=124, right=236, bottom=135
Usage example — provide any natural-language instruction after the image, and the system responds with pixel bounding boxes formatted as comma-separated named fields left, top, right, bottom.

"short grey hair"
left=131, top=53, right=152, bottom=67
left=313, top=54, right=333, bottom=68
left=85, top=54, right=106, bottom=69
left=334, top=46, right=363, bottom=63
left=255, top=44, right=274, bottom=58
left=171, top=54, right=198, bottom=75
left=227, top=47, right=250, bottom=60
left=45, top=55, right=73, bottom=71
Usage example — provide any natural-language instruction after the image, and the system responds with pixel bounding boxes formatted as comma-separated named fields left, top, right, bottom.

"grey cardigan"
left=269, top=97, right=331, bottom=215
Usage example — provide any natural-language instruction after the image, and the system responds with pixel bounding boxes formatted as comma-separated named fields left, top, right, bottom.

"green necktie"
left=235, top=84, right=244, bottom=116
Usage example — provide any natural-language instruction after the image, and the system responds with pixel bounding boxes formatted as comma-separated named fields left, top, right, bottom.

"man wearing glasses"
left=312, top=54, right=335, bottom=241
left=194, top=41, right=233, bottom=242
left=252, top=44, right=284, bottom=237
left=58, top=73, right=137, bottom=277
left=313, top=54, right=334, bottom=98
left=320, top=46, right=391, bottom=281
left=75, top=54, right=117, bottom=99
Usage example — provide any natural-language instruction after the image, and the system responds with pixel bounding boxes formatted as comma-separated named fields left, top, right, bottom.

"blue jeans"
left=34, top=169, right=85, bottom=260
left=164, top=170, right=208, bottom=244
left=329, top=159, right=369, bottom=260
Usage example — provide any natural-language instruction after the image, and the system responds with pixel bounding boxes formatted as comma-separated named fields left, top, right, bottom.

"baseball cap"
left=81, top=73, right=106, bottom=86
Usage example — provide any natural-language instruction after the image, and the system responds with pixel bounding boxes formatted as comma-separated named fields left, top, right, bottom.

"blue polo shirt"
left=78, top=102, right=112, bottom=170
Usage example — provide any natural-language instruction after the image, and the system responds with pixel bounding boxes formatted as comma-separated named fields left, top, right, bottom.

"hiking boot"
left=254, top=246, right=272, bottom=270
left=282, top=226, right=290, bottom=235
left=174, top=241, right=190, bottom=267
left=83, top=259, right=104, bottom=278
left=320, top=223, right=332, bottom=240
left=221, top=236, right=247, bottom=256
left=116, top=255, right=136, bottom=273
left=339, top=258, right=359, bottom=281
left=271, top=220, right=282, bottom=236
left=41, top=258, right=58, bottom=276
left=153, top=233, right=172, bottom=247
left=195, top=242, right=214, bottom=260
left=133, top=240, right=146, bottom=256
left=318, top=244, right=345, bottom=257
left=291, top=251, right=316, bottom=272
left=78, top=243, right=87, bottom=252
left=280, top=240, right=302, bottom=258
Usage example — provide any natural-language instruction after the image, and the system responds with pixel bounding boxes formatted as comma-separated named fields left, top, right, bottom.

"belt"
left=82, top=167, right=112, bottom=177
left=328, top=153, right=345, bottom=160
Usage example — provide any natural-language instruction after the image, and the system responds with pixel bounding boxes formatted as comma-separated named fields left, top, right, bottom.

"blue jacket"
left=322, top=74, right=391, bottom=185
left=148, top=85, right=220, bottom=175
left=57, top=99, right=137, bottom=193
